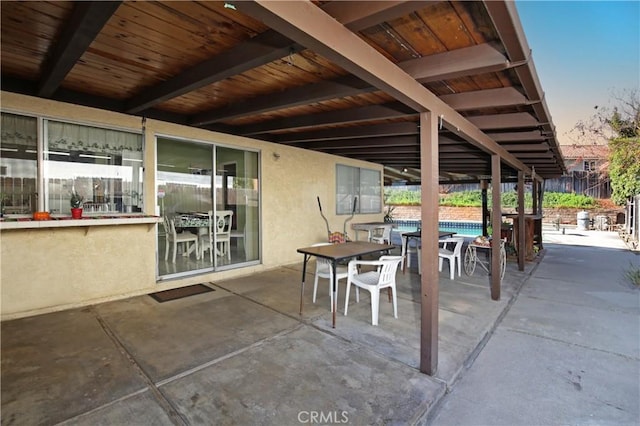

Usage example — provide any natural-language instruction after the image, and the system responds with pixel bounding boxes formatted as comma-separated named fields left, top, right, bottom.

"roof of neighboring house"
left=561, top=144, right=610, bottom=160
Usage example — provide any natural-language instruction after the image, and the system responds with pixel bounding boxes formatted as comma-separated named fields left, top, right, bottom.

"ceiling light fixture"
left=224, top=2, right=236, bottom=10
left=402, top=167, right=408, bottom=173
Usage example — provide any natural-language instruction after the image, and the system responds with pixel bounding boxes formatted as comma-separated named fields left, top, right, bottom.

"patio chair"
left=369, top=224, right=392, bottom=244
left=199, top=210, right=214, bottom=263
left=311, top=243, right=348, bottom=312
left=437, top=237, right=465, bottom=279
left=400, top=232, right=418, bottom=270
left=416, top=237, right=464, bottom=279
left=163, top=215, right=199, bottom=263
left=215, top=210, right=234, bottom=260
left=344, top=255, right=403, bottom=326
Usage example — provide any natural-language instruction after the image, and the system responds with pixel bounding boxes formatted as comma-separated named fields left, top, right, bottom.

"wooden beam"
left=126, top=31, right=304, bottom=114
left=324, top=1, right=432, bottom=32
left=488, top=131, right=546, bottom=142
left=289, top=135, right=418, bottom=150
left=467, top=112, right=539, bottom=130
left=238, top=102, right=415, bottom=135
left=191, top=75, right=376, bottom=125
left=38, top=1, right=122, bottom=97
left=271, top=122, right=418, bottom=143
left=440, top=87, right=528, bottom=111
left=401, top=44, right=509, bottom=83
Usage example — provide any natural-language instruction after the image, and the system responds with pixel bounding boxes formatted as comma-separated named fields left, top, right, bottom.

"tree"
left=573, top=88, right=639, bottom=143
left=609, top=138, right=640, bottom=205
left=573, top=89, right=640, bottom=205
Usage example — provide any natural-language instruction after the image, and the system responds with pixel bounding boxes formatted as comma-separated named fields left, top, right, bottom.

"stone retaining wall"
left=390, top=205, right=625, bottom=225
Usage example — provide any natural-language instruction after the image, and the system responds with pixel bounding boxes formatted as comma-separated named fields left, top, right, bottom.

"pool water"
left=393, top=220, right=483, bottom=237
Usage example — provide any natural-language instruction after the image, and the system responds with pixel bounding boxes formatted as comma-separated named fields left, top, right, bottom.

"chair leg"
left=449, top=258, right=454, bottom=280
left=165, top=238, right=169, bottom=261
left=344, top=281, right=352, bottom=316
left=209, top=241, right=213, bottom=263
left=370, top=289, right=379, bottom=326
left=172, top=241, right=177, bottom=263
left=438, top=257, right=443, bottom=272
left=312, top=272, right=319, bottom=303
left=456, top=256, right=461, bottom=277
left=391, top=284, right=397, bottom=319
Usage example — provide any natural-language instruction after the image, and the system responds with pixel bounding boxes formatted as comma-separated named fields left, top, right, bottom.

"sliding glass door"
left=156, top=137, right=259, bottom=279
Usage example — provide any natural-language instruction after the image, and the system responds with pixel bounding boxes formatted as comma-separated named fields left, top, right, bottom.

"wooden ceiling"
left=0, top=0, right=566, bottom=184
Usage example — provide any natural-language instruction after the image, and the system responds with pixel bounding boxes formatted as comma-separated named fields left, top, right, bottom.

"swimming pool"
left=392, top=219, right=483, bottom=237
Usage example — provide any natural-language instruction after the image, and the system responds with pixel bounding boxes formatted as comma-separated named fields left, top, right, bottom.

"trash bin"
left=577, top=210, right=590, bottom=231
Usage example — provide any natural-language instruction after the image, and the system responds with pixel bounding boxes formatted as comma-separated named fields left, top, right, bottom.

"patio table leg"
left=402, top=237, right=408, bottom=274
left=300, top=254, right=310, bottom=315
left=332, top=259, right=337, bottom=328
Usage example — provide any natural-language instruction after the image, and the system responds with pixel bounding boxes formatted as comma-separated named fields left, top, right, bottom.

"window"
left=0, top=113, right=38, bottom=214
left=336, top=164, right=381, bottom=214
left=583, top=160, right=596, bottom=171
left=0, top=112, right=144, bottom=216
left=45, top=121, right=143, bottom=214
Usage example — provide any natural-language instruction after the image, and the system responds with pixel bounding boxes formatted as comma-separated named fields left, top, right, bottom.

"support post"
left=490, top=155, right=501, bottom=300
left=420, top=111, right=439, bottom=375
left=481, top=179, right=489, bottom=237
left=532, top=179, right=538, bottom=215
left=517, top=171, right=525, bottom=271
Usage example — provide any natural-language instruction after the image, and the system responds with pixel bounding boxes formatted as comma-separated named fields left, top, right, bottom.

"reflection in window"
left=156, top=138, right=213, bottom=217
left=336, top=164, right=381, bottom=214
left=0, top=113, right=38, bottom=215
left=45, top=121, right=143, bottom=214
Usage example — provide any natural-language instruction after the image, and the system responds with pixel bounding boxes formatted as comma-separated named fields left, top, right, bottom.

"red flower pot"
left=71, top=208, right=83, bottom=219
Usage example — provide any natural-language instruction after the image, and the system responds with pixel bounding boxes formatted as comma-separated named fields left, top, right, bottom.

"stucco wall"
left=1, top=224, right=157, bottom=316
left=1, top=92, right=384, bottom=319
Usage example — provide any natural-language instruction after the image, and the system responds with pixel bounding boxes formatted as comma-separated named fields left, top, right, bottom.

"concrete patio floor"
left=1, top=243, right=537, bottom=425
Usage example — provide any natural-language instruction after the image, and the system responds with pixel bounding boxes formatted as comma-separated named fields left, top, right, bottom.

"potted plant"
left=383, top=205, right=395, bottom=223
left=70, top=191, right=84, bottom=219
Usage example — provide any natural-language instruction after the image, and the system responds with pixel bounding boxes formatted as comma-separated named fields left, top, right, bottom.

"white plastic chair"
left=369, top=225, right=392, bottom=244
left=400, top=233, right=418, bottom=270
left=199, top=210, right=214, bottom=263
left=162, top=216, right=199, bottom=263
left=438, top=237, right=465, bottom=279
left=344, top=255, right=403, bottom=326
left=215, top=210, right=234, bottom=260
left=311, top=243, right=348, bottom=312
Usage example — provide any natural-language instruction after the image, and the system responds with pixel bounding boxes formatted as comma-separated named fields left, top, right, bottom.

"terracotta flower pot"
left=71, top=208, right=83, bottom=219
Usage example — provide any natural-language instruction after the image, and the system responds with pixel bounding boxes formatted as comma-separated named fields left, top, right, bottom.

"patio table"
left=351, top=222, right=396, bottom=241
left=401, top=230, right=456, bottom=273
left=297, top=241, right=395, bottom=328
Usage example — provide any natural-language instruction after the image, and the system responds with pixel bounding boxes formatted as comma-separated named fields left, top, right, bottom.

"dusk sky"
left=515, top=0, right=640, bottom=145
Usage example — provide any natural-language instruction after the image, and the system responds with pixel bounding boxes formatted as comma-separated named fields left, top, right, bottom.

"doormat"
left=149, top=284, right=214, bottom=303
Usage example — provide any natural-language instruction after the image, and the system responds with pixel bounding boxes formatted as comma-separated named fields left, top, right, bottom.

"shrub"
left=385, top=188, right=596, bottom=209
left=623, top=262, right=640, bottom=287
